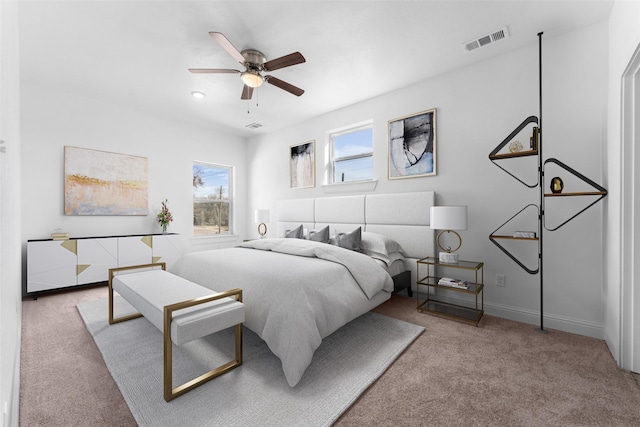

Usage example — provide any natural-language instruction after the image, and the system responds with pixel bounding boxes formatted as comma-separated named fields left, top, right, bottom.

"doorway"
left=621, top=42, right=640, bottom=373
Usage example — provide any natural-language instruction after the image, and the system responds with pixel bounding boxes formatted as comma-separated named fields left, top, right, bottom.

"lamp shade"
left=430, top=206, right=468, bottom=231
left=241, top=71, right=264, bottom=88
left=254, top=209, right=270, bottom=224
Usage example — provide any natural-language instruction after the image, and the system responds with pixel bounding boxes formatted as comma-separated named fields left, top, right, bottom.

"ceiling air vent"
left=463, top=26, right=510, bottom=52
left=245, top=123, right=263, bottom=129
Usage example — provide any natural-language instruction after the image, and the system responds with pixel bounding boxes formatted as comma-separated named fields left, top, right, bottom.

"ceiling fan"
left=189, top=32, right=306, bottom=100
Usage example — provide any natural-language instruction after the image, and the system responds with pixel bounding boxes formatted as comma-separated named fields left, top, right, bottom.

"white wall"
left=247, top=23, right=609, bottom=338
left=605, top=0, right=640, bottom=368
left=1, top=1, right=22, bottom=425
left=20, top=82, right=249, bottom=288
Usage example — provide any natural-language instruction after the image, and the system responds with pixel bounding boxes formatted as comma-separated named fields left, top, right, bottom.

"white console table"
left=27, top=233, right=181, bottom=297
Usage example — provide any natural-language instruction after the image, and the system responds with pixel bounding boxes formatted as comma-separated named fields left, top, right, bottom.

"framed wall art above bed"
left=388, top=109, right=437, bottom=179
left=289, top=140, right=315, bottom=189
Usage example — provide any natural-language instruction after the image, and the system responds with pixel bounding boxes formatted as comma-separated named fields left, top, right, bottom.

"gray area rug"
left=77, top=297, right=423, bottom=427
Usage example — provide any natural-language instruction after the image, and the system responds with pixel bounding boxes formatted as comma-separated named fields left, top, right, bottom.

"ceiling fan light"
left=241, top=71, right=264, bottom=88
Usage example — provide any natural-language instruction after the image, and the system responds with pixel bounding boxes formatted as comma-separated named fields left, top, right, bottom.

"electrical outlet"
left=496, top=274, right=506, bottom=287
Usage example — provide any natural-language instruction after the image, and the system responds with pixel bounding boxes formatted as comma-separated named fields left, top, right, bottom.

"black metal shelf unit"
left=487, top=32, right=608, bottom=332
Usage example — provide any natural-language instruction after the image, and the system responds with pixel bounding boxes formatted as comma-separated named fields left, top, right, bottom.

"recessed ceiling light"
left=191, top=91, right=206, bottom=99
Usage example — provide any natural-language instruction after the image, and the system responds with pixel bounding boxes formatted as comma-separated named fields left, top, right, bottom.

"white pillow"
left=361, top=232, right=405, bottom=256
left=366, top=250, right=405, bottom=266
left=360, top=232, right=406, bottom=266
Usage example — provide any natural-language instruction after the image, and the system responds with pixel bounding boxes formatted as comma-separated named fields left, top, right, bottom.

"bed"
left=172, top=191, right=435, bottom=387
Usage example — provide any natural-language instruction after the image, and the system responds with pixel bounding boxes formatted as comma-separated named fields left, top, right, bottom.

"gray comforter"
left=171, top=238, right=393, bottom=386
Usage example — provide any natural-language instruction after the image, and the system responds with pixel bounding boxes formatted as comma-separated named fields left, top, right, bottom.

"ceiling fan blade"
left=241, top=85, right=254, bottom=100
left=266, top=76, right=304, bottom=96
left=188, top=68, right=240, bottom=74
left=263, top=52, right=306, bottom=72
left=209, top=32, right=245, bottom=64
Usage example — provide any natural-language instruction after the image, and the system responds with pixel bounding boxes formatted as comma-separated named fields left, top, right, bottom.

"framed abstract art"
left=64, top=146, right=148, bottom=215
left=289, top=140, right=315, bottom=189
left=388, top=109, right=437, bottom=179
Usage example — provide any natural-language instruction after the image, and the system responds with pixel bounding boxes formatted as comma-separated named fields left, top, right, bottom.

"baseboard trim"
left=4, top=317, right=21, bottom=427
left=484, top=301, right=604, bottom=339
left=413, top=290, right=604, bottom=339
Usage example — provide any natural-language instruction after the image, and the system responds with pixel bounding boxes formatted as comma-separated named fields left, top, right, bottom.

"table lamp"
left=430, top=206, right=468, bottom=263
left=254, top=209, right=269, bottom=238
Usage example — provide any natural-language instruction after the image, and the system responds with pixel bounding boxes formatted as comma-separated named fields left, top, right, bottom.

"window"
left=330, top=124, right=373, bottom=183
left=192, top=162, right=233, bottom=237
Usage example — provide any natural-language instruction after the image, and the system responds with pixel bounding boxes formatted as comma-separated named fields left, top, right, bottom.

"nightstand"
left=416, top=257, right=484, bottom=326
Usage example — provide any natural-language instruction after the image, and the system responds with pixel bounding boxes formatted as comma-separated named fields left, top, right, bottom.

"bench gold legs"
left=107, top=263, right=243, bottom=402
left=163, top=289, right=243, bottom=402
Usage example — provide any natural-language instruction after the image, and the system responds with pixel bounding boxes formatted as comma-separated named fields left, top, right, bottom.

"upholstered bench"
left=107, top=262, right=244, bottom=402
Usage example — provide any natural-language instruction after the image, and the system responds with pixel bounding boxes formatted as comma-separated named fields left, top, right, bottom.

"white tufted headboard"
left=276, top=191, right=435, bottom=289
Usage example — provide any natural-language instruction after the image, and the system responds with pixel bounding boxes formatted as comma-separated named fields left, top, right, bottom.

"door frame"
left=620, top=42, right=640, bottom=373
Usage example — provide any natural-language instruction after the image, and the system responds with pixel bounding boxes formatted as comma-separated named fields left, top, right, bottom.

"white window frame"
left=328, top=121, right=374, bottom=184
left=192, top=161, right=234, bottom=238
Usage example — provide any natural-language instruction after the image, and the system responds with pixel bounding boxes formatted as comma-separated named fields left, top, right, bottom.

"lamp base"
left=257, top=223, right=267, bottom=239
left=439, top=252, right=459, bottom=264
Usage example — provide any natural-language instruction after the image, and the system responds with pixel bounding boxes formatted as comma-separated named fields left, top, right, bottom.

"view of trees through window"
left=193, top=162, right=233, bottom=236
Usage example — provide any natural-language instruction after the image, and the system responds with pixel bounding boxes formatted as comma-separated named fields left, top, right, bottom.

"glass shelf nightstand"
left=416, top=257, right=484, bottom=326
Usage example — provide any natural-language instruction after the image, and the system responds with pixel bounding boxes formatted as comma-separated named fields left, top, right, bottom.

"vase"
left=162, top=224, right=168, bottom=234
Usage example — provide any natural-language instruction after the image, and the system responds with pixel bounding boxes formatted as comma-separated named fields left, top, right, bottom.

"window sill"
left=321, top=180, right=378, bottom=194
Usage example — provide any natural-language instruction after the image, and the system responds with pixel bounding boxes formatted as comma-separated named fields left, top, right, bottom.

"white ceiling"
left=18, top=1, right=613, bottom=138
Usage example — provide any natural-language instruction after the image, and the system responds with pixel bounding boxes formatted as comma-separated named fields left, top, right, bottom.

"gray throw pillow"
left=309, top=226, right=330, bottom=243
left=284, top=224, right=304, bottom=239
left=336, top=227, right=362, bottom=252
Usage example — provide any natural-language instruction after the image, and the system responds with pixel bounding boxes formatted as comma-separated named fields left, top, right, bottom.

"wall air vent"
left=245, top=123, right=263, bottom=129
left=463, top=26, right=510, bottom=52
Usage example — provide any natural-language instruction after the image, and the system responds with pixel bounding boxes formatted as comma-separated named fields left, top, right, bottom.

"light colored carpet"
left=337, top=296, right=640, bottom=426
left=77, top=296, right=424, bottom=427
